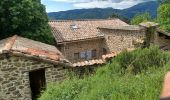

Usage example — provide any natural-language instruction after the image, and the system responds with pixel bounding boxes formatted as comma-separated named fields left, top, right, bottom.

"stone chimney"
left=139, top=22, right=159, bottom=47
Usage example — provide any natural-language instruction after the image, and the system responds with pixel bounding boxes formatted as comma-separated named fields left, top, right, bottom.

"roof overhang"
left=98, top=25, right=145, bottom=31
left=157, top=29, right=170, bottom=37
left=57, top=36, right=105, bottom=45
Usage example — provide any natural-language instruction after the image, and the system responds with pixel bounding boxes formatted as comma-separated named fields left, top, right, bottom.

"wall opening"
left=29, top=69, right=46, bottom=100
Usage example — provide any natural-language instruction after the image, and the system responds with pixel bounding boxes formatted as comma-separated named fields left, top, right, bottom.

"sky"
left=41, top=0, right=156, bottom=12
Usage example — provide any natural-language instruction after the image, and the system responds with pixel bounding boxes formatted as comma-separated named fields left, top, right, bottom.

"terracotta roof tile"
left=0, top=35, right=71, bottom=66
left=98, top=25, right=144, bottom=31
left=73, top=48, right=135, bottom=67
left=49, top=19, right=128, bottom=43
left=73, top=59, right=105, bottom=67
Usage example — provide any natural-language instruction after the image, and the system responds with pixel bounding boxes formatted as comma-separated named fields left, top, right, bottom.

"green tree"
left=157, top=1, right=170, bottom=32
left=110, top=13, right=130, bottom=23
left=130, top=12, right=151, bottom=25
left=0, top=0, right=55, bottom=44
left=158, top=0, right=170, bottom=4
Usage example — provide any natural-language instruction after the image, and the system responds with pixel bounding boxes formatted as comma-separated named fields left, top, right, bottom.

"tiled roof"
left=139, top=22, right=159, bottom=28
left=73, top=59, right=105, bottom=67
left=0, top=35, right=71, bottom=66
left=73, top=49, right=135, bottom=67
left=73, top=52, right=118, bottom=67
left=49, top=19, right=128, bottom=44
left=157, top=29, right=170, bottom=37
left=98, top=25, right=144, bottom=31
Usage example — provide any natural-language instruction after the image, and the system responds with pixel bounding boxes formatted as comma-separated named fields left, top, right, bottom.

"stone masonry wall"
left=0, top=55, right=66, bottom=100
left=101, top=29, right=145, bottom=53
left=155, top=33, right=170, bottom=50
left=59, top=39, right=104, bottom=63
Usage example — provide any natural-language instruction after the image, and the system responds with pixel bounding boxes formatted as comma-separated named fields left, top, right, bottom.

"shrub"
left=39, top=46, right=170, bottom=100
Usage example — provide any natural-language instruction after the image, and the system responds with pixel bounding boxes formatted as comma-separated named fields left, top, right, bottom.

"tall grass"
left=40, top=46, right=170, bottom=100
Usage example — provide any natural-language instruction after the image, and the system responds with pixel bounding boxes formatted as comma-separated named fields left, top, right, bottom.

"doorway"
left=29, top=69, right=46, bottom=100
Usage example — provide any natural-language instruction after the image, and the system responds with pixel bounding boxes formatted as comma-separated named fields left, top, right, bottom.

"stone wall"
left=155, top=32, right=170, bottom=50
left=59, top=39, right=104, bottom=63
left=101, top=29, right=145, bottom=53
left=0, top=54, right=66, bottom=100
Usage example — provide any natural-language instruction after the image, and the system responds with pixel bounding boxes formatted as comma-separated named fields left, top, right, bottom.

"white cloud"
left=45, top=0, right=155, bottom=9
left=49, top=0, right=87, bottom=3
left=75, top=0, right=144, bottom=9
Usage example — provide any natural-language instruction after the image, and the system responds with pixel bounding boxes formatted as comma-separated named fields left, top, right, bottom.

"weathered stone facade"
left=59, top=38, right=104, bottom=63
left=155, top=31, right=170, bottom=50
left=58, top=29, right=145, bottom=63
left=101, top=29, right=145, bottom=53
left=0, top=55, right=66, bottom=100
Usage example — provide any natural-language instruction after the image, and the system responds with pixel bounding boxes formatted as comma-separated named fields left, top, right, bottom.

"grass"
left=39, top=46, right=170, bottom=100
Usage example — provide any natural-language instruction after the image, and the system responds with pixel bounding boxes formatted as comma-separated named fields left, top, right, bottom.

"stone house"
left=49, top=19, right=145, bottom=65
left=0, top=35, right=71, bottom=100
left=139, top=22, right=170, bottom=50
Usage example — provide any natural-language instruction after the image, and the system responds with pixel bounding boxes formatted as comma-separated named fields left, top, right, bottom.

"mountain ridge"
left=48, top=1, right=159, bottom=20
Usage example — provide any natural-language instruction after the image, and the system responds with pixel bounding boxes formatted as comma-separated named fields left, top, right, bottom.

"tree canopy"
left=130, top=12, right=151, bottom=25
left=110, top=13, right=130, bottom=24
left=0, top=0, right=55, bottom=45
left=157, top=0, right=170, bottom=32
left=158, top=0, right=170, bottom=4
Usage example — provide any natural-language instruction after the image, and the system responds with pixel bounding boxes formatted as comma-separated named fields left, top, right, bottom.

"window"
left=80, top=52, right=86, bottom=59
left=86, top=51, right=92, bottom=60
left=92, top=49, right=97, bottom=58
left=74, top=53, right=79, bottom=60
left=74, top=50, right=96, bottom=60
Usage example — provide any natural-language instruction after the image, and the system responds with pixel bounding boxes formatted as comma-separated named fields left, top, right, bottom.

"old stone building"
left=0, top=35, right=71, bottom=100
left=49, top=19, right=145, bottom=65
left=139, top=22, right=170, bottom=50
left=156, top=29, right=170, bottom=50
left=99, top=25, right=145, bottom=53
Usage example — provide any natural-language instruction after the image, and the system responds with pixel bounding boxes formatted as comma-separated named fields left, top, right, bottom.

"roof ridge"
left=3, top=35, right=17, bottom=53
left=49, top=18, right=119, bottom=22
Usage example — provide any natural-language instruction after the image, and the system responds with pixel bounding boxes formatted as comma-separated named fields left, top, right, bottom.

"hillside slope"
left=48, top=1, right=159, bottom=20
left=40, top=47, right=170, bottom=100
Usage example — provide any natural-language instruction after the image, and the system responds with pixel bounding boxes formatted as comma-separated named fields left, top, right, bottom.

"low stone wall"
left=0, top=55, right=66, bottom=100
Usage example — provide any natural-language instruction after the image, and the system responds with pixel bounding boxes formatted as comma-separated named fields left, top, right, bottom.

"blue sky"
left=41, top=0, right=156, bottom=12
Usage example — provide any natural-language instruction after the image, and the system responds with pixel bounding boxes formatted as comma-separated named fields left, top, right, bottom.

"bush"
left=40, top=47, right=170, bottom=100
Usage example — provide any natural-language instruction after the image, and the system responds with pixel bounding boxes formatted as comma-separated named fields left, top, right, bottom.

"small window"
left=74, top=53, right=79, bottom=60
left=80, top=52, right=86, bottom=59
left=92, top=49, right=97, bottom=58
left=86, top=51, right=92, bottom=60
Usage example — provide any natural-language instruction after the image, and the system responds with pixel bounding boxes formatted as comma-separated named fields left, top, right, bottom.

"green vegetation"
left=130, top=12, right=151, bottom=25
left=110, top=13, right=130, bottom=23
left=0, top=0, right=55, bottom=45
left=40, top=47, right=170, bottom=100
left=157, top=1, right=170, bottom=32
